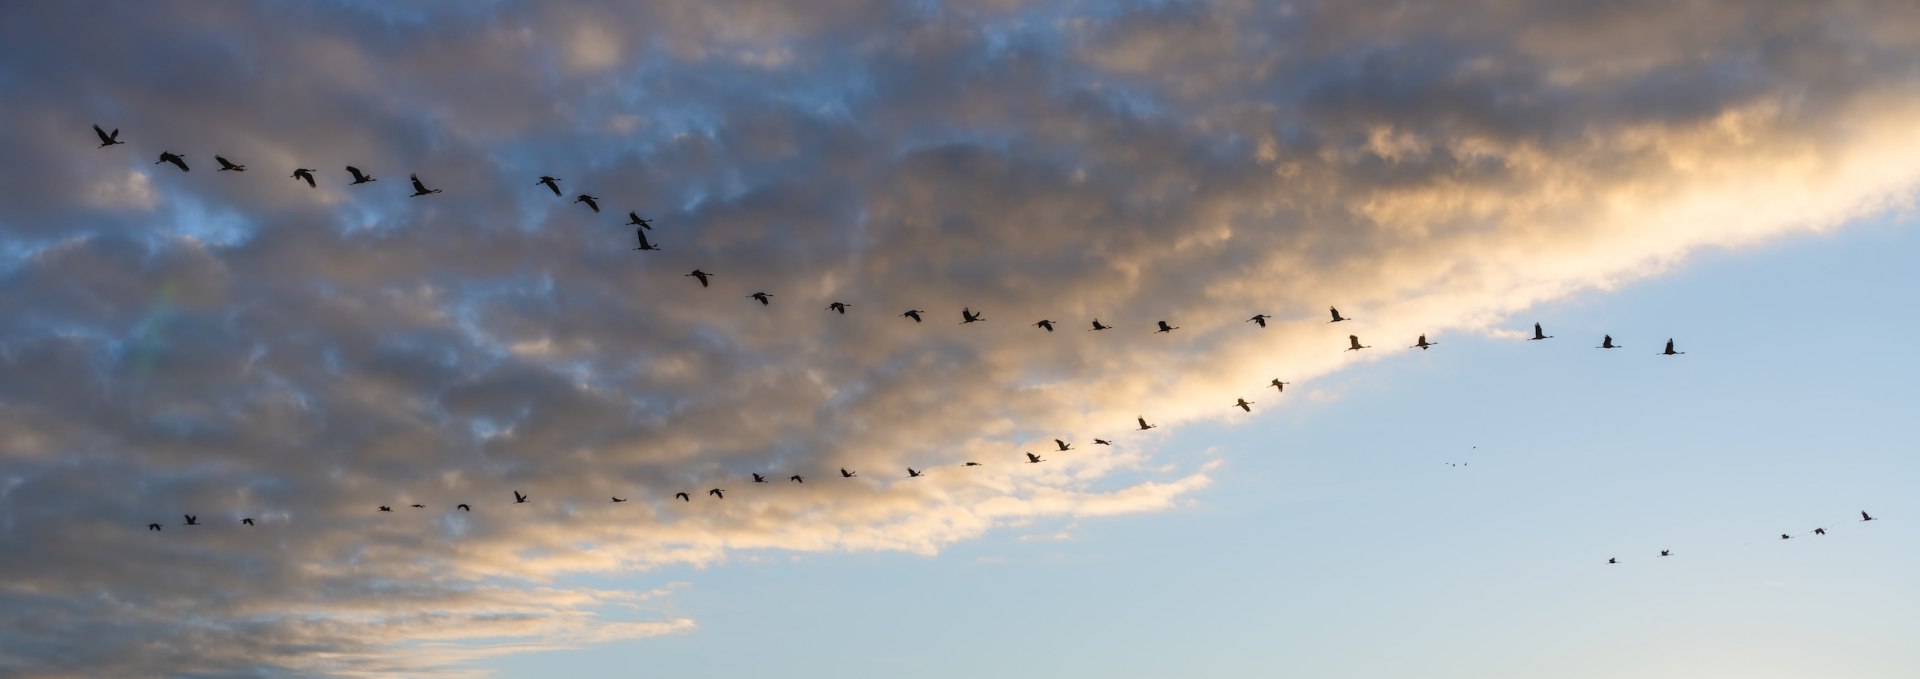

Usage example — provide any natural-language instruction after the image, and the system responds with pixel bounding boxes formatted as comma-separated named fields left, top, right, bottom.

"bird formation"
left=1603, top=511, right=1882, bottom=564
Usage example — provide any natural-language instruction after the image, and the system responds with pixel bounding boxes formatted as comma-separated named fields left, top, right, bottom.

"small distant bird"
left=961, top=307, right=984, bottom=324
left=1660, top=339, right=1684, bottom=356
left=92, top=124, right=124, bottom=147
left=215, top=155, right=246, bottom=172
left=1269, top=379, right=1290, bottom=392
left=840, top=468, right=857, bottom=478
left=752, top=473, right=768, bottom=483
left=1034, top=319, right=1055, bottom=332
left=1136, top=416, right=1156, bottom=431
left=1781, top=534, right=1792, bottom=540
left=964, top=462, right=982, bottom=466
left=1092, top=438, right=1112, bottom=446
left=674, top=492, right=690, bottom=502
left=1659, top=550, right=1670, bottom=557
left=1597, top=335, right=1621, bottom=349
left=513, top=490, right=528, bottom=504
left=749, top=292, right=773, bottom=305
left=409, top=173, right=442, bottom=197
left=1862, top=511, right=1877, bottom=522
left=241, top=518, right=255, bottom=526
left=1329, top=307, right=1349, bottom=323
left=1156, top=321, right=1179, bottom=333
left=902, top=309, right=925, bottom=323
left=790, top=475, right=805, bottom=483
left=1234, top=398, right=1253, bottom=412
left=632, top=228, right=660, bottom=251
left=147, top=523, right=162, bottom=531
left=457, top=504, right=471, bottom=511
left=1054, top=439, right=1072, bottom=452
left=709, top=488, right=725, bottom=499
left=1248, top=314, right=1271, bottom=328
left=626, top=212, right=653, bottom=230
left=346, top=166, right=376, bottom=184
left=1528, top=323, right=1552, bottom=341
left=827, top=302, right=850, bottom=314
left=1026, top=452, right=1044, bottom=463
left=378, top=506, right=392, bottom=512
left=291, top=168, right=316, bottom=188
left=1607, top=558, right=1618, bottom=564
left=574, top=194, right=600, bottom=213
left=410, top=504, right=424, bottom=509
left=1089, top=319, right=1112, bottom=331
left=155, top=152, right=189, bottom=172
left=1813, top=528, right=1826, bottom=535
left=907, top=467, right=923, bottom=478
left=536, top=176, right=562, bottom=196
left=1347, top=335, right=1369, bottom=351
left=686, top=269, right=712, bottom=287
left=611, top=497, right=627, bottom=503
left=1411, top=335, right=1436, bottom=350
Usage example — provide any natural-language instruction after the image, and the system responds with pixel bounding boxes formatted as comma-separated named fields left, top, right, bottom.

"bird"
left=709, top=488, right=725, bottom=499
left=1660, top=339, right=1684, bottom=356
left=1346, top=335, right=1369, bottom=351
left=1411, top=335, right=1436, bottom=350
left=1248, top=314, right=1272, bottom=328
left=241, top=518, right=255, bottom=526
left=410, top=504, right=424, bottom=509
left=1089, top=319, right=1112, bottom=331
left=1814, top=528, right=1827, bottom=535
left=1862, top=511, right=1877, bottom=522
left=1026, top=452, right=1045, bottom=463
left=409, top=173, right=442, bottom=197
left=752, top=473, right=768, bottom=483
left=147, top=523, right=162, bottom=531
left=790, top=475, right=805, bottom=483
left=626, top=212, right=653, bottom=230
left=1528, top=323, right=1552, bottom=341
left=346, top=166, right=376, bottom=184
left=632, top=228, right=660, bottom=251
left=902, top=309, right=925, bottom=323
left=611, top=497, right=627, bottom=503
left=674, top=492, right=690, bottom=502
left=907, top=467, right=924, bottom=477
left=155, top=152, right=189, bottom=172
left=291, top=168, right=316, bottom=188
left=686, top=269, right=712, bottom=287
left=378, top=506, right=392, bottom=512
left=513, top=490, right=528, bottom=504
left=964, top=462, right=982, bottom=466
left=536, top=176, right=562, bottom=196
left=214, top=155, right=246, bottom=172
left=749, top=292, right=773, bottom=305
left=840, top=468, right=857, bottom=478
left=1156, top=321, right=1179, bottom=333
left=1659, top=550, right=1671, bottom=557
left=826, top=302, right=850, bottom=314
left=1035, top=319, right=1055, bottom=332
left=457, top=504, right=471, bottom=511
left=92, top=124, right=124, bottom=147
left=574, top=194, right=600, bottom=212
left=1329, top=307, right=1349, bottom=323
left=1269, top=379, right=1290, bottom=392
left=1607, top=558, right=1618, bottom=564
left=1092, top=438, right=1112, bottom=446
left=1054, top=439, right=1072, bottom=452
left=1136, top=416, right=1156, bottom=431
left=961, top=307, right=984, bottom=324
left=1234, top=398, right=1253, bottom=412
left=1597, top=335, right=1621, bottom=349
left=1781, top=534, right=1792, bottom=540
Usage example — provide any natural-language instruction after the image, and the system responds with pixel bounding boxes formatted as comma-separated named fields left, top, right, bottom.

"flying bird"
left=1089, top=319, right=1112, bottom=331
left=961, top=307, right=984, bottom=324
left=1598, top=335, right=1621, bottom=349
left=840, top=468, right=857, bottom=478
left=632, top=228, right=660, bottom=251
left=1658, top=549, right=1671, bottom=557
left=155, top=152, right=189, bottom=172
left=1329, top=307, right=1349, bottom=323
left=1034, top=319, right=1055, bottom=332
left=1137, top=416, right=1157, bottom=431
left=346, top=166, right=376, bottom=184
left=752, top=473, right=768, bottom=483
left=790, top=475, right=804, bottom=483
left=1813, top=528, right=1827, bottom=535
left=1862, top=511, right=1877, bottom=522
left=964, top=462, right=982, bottom=466
left=1248, top=314, right=1272, bottom=328
left=1234, top=398, right=1254, bottom=412
left=92, top=124, right=124, bottom=147
left=1411, top=335, right=1436, bottom=350
left=1346, top=335, right=1369, bottom=351
left=1092, top=439, right=1112, bottom=446
left=749, top=292, right=773, bottom=305
left=1528, top=323, right=1552, bottom=341
left=410, top=504, right=424, bottom=509
left=826, top=302, right=850, bottom=314
left=611, top=497, right=627, bottom=503
left=1781, top=534, right=1792, bottom=540
left=675, top=492, right=691, bottom=502
left=457, top=504, right=471, bottom=511
left=536, top=176, right=562, bottom=196
left=378, top=506, right=392, bottom=512
left=902, top=309, right=925, bottom=323
left=626, top=212, right=653, bottom=230
left=513, top=490, right=528, bottom=504
left=1607, top=558, right=1618, bottom=564
left=409, top=173, right=442, bottom=197
left=291, top=168, right=316, bottom=187
left=242, top=518, right=255, bottom=526
left=709, top=488, right=725, bottom=499
left=147, top=523, right=162, bottom=531
left=1054, top=439, right=1072, bottom=452
left=1269, top=379, right=1290, bottom=392
left=1660, top=339, right=1684, bottom=356
left=214, top=155, right=246, bottom=172
left=574, top=194, right=600, bottom=213
left=1156, top=321, right=1179, bottom=333
left=907, top=467, right=924, bottom=478
left=686, top=269, right=712, bottom=287
left=1026, top=452, right=1045, bottom=463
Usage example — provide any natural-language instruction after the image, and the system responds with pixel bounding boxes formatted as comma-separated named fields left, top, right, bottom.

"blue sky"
left=2, top=2, right=1918, bottom=677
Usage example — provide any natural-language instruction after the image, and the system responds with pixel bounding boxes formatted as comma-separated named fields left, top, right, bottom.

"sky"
left=1, top=1, right=1917, bottom=677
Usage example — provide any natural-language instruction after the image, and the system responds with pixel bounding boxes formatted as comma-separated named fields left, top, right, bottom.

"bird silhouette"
left=155, top=152, right=189, bottom=172
left=749, top=292, right=773, bottom=306
left=611, top=497, right=627, bottom=503
left=1660, top=339, right=1684, bottom=356
left=1813, top=528, right=1827, bottom=535
left=1026, top=452, right=1045, bottom=463
left=1156, top=321, right=1179, bottom=333
left=1528, top=323, right=1552, bottom=341
left=346, top=166, right=376, bottom=184
left=1034, top=319, right=1055, bottom=332
left=907, top=467, right=924, bottom=477
left=1862, top=511, right=1877, bottom=522
left=291, top=168, right=316, bottom=188
left=632, top=228, right=660, bottom=251
left=752, top=473, right=768, bottom=483
left=574, top=194, right=600, bottom=213
left=409, top=173, right=442, bottom=197
left=840, top=468, right=857, bottom=478
left=1346, top=335, right=1369, bottom=351
left=675, top=492, right=691, bottom=502
left=378, top=506, right=392, bottom=512
left=1607, top=558, right=1618, bottom=564
left=626, top=212, right=653, bottom=230
left=1659, top=550, right=1671, bottom=557
left=513, top=490, right=528, bottom=504
left=1411, top=335, right=1436, bottom=350
left=686, top=269, right=712, bottom=287
left=1329, top=307, right=1349, bottom=323
left=536, top=176, right=562, bottom=196
left=709, top=488, right=725, bottom=499
left=1137, top=416, right=1156, bottom=431
left=214, top=155, right=246, bottom=172
left=92, top=124, right=124, bottom=147
left=1269, top=379, right=1290, bottom=392
left=1089, top=319, right=1112, bottom=331
left=1093, top=438, right=1112, bottom=446
left=242, top=518, right=255, bottom=526
left=1054, top=439, right=1072, bottom=452
left=410, top=504, right=424, bottom=509
left=1234, top=398, right=1253, bottom=412
left=1248, top=314, right=1271, bottom=328
left=147, top=523, right=162, bottom=531
left=826, top=302, right=850, bottom=314
left=457, top=504, right=471, bottom=511
left=964, top=462, right=982, bottom=466
left=1781, top=534, right=1792, bottom=540
left=790, top=475, right=805, bottom=483
left=1597, top=335, right=1621, bottom=349
left=961, top=307, right=984, bottom=324
left=902, top=309, right=925, bottom=323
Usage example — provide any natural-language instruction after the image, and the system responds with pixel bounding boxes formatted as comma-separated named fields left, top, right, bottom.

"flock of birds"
left=91, top=124, right=1881, bottom=563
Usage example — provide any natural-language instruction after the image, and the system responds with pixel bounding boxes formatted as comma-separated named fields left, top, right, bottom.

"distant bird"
left=1234, top=398, right=1253, bottom=412
left=749, top=292, right=773, bottom=305
left=1528, top=323, right=1552, bottom=341
left=1329, top=307, right=1349, bottom=323
left=1248, top=314, right=1271, bottom=328
left=1781, top=534, right=1792, bottom=540
left=1346, top=335, right=1369, bottom=351
left=1862, top=511, right=1877, bottom=522
left=633, top=228, right=660, bottom=251
left=674, top=492, right=690, bottom=502
left=214, top=155, right=246, bottom=172
left=907, top=467, right=924, bottom=478
left=1813, top=528, right=1827, bottom=535
left=410, top=504, right=424, bottom=509
left=536, top=176, right=562, bottom=196
left=1607, top=558, right=1618, bottom=564
left=1137, top=416, right=1156, bottom=431
left=1035, top=319, right=1055, bottom=332
left=626, top=212, right=653, bottom=230
left=147, top=523, right=162, bottom=531
left=378, top=506, right=392, bottom=512
left=709, top=488, right=725, bottom=499
left=961, top=307, right=984, bottom=324
left=92, top=124, right=124, bottom=148
left=155, top=152, right=189, bottom=172
left=964, top=462, right=982, bottom=466
left=1660, top=339, right=1684, bottom=356
left=1089, top=319, right=1112, bottom=331
left=1411, top=335, right=1436, bottom=350
left=242, top=518, right=255, bottom=526
left=840, top=468, right=857, bottom=478
left=1026, top=452, right=1044, bottom=463
left=1092, top=438, right=1112, bottom=446
left=752, top=473, right=768, bottom=483
left=346, top=166, right=376, bottom=184
left=1269, top=379, right=1290, bottom=392
left=457, top=504, right=471, bottom=511
left=790, top=475, right=804, bottom=483
left=1156, top=321, right=1179, bottom=333
left=1659, top=550, right=1670, bottom=557
left=1054, top=439, right=1072, bottom=452
left=826, top=302, right=850, bottom=314
left=611, top=497, right=627, bottom=503
left=409, top=173, right=442, bottom=197
left=902, top=309, right=925, bottom=323
left=291, top=168, right=316, bottom=188
left=1597, top=335, right=1621, bottom=349
left=686, top=269, right=712, bottom=287
left=513, top=490, right=528, bottom=504
left=574, top=194, right=600, bottom=213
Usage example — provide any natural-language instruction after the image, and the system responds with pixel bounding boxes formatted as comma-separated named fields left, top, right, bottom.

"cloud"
left=1, top=0, right=1918, bottom=675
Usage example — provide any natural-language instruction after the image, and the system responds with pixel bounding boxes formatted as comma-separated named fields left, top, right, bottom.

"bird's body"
left=1346, top=335, right=1369, bottom=351
left=156, top=152, right=189, bottom=172
left=964, top=462, right=982, bottom=466
left=840, top=468, right=856, bottom=478
left=409, top=173, right=442, bottom=197
left=1329, top=307, right=1349, bottom=323
left=687, top=270, right=712, bottom=287
left=1660, top=339, right=1684, bottom=356
left=1598, top=335, right=1621, bottom=349
left=147, top=523, right=162, bottom=531
left=611, top=497, right=627, bottom=503
left=1090, top=319, right=1111, bottom=331
left=1248, top=314, right=1271, bottom=328
left=633, top=228, right=660, bottom=251
left=1092, top=439, right=1112, bottom=446
left=1659, top=550, right=1670, bottom=557
left=513, top=491, right=528, bottom=504
left=675, top=492, right=691, bottom=502
left=1054, top=439, right=1072, bottom=452
left=902, top=309, right=924, bottom=323
left=1607, top=558, right=1617, bottom=564
left=790, top=475, right=805, bottom=483
left=1234, top=398, right=1253, bottom=412
left=1035, top=319, right=1055, bottom=332
left=183, top=514, right=199, bottom=526
left=1026, top=452, right=1044, bottom=463
left=1269, top=379, right=1290, bottom=392
left=827, top=302, right=850, bottom=314
left=626, top=212, right=653, bottom=230
left=752, top=473, right=768, bottom=483
left=378, top=506, right=392, bottom=512
left=457, top=504, right=471, bottom=511
left=215, top=155, right=246, bottom=172
left=346, top=166, right=375, bottom=184
left=1529, top=323, right=1552, bottom=341
left=961, top=307, right=984, bottom=324
left=536, top=176, right=562, bottom=196
left=574, top=194, right=600, bottom=213
left=1411, top=335, right=1436, bottom=350
left=242, top=518, right=254, bottom=526
left=291, top=168, right=316, bottom=187
left=749, top=292, right=773, bottom=306
left=907, top=467, right=923, bottom=477
left=1156, top=321, right=1179, bottom=333
left=709, top=488, right=725, bottom=499
left=1137, top=416, right=1156, bottom=431
left=1862, top=511, right=1877, bottom=522
left=92, top=124, right=124, bottom=148
left=1781, top=534, right=1792, bottom=540
left=410, top=504, right=424, bottom=509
